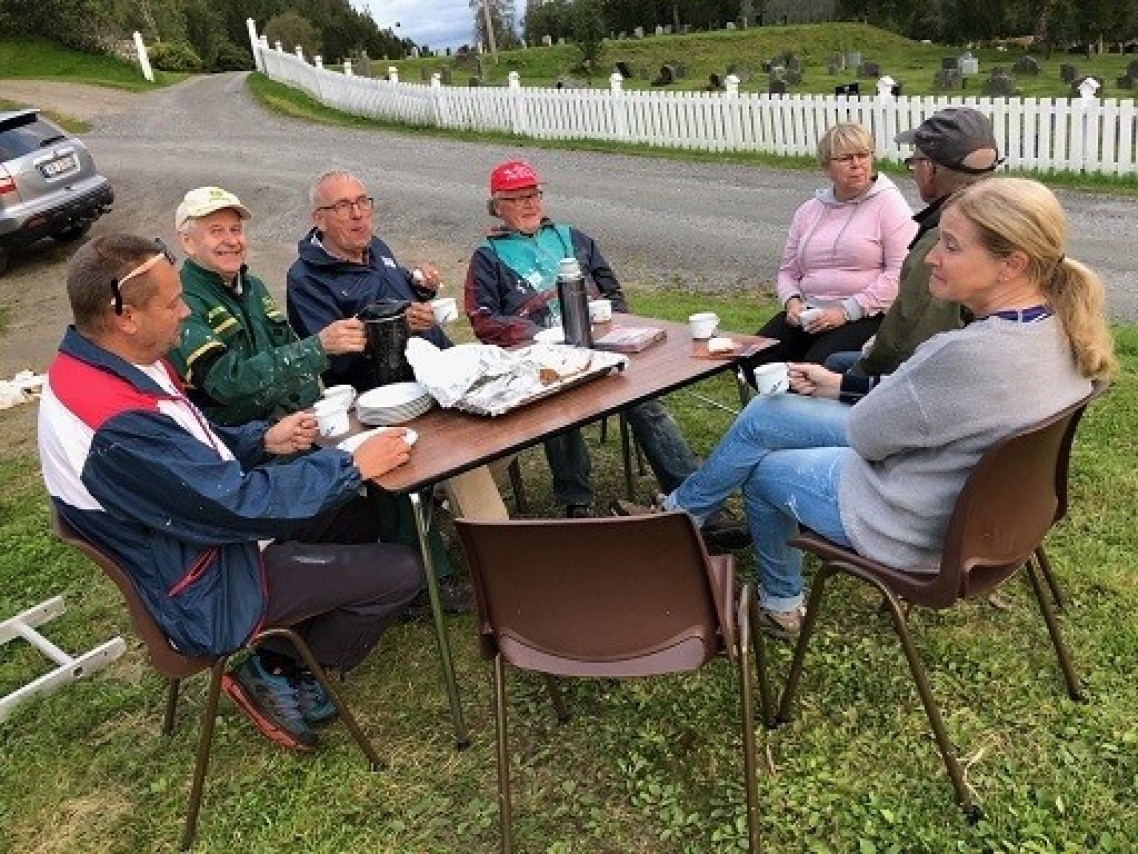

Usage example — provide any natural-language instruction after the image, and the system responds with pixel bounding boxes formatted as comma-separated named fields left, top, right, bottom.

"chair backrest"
left=50, top=508, right=214, bottom=679
left=454, top=512, right=734, bottom=678
left=934, top=386, right=1101, bottom=605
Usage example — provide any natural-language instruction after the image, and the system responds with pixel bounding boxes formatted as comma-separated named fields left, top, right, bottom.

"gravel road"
left=1, top=72, right=1135, bottom=384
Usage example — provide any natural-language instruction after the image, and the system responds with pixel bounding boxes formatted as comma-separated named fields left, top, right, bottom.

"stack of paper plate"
left=356, top=382, right=434, bottom=426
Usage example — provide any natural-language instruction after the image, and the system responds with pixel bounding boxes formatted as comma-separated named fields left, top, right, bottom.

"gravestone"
left=983, top=71, right=1017, bottom=97
left=726, top=22, right=735, bottom=30
left=706, top=73, right=724, bottom=91
left=440, top=67, right=453, bottom=85
left=1060, top=63, right=1077, bottom=83
left=785, top=68, right=802, bottom=85
left=468, top=76, right=482, bottom=87
left=633, top=26, right=644, bottom=39
left=834, top=82, right=859, bottom=96
left=1126, top=59, right=1138, bottom=78
left=1012, top=55, right=1040, bottom=75
left=614, top=61, right=633, bottom=79
left=858, top=61, right=881, bottom=78
left=827, top=58, right=844, bottom=75
left=655, top=25, right=664, bottom=36
left=541, top=34, right=552, bottom=47
left=652, top=64, right=677, bottom=85
left=761, top=60, right=772, bottom=73
left=420, top=67, right=430, bottom=82
left=934, top=68, right=962, bottom=90
left=1117, top=74, right=1134, bottom=89
left=787, top=55, right=802, bottom=72
left=768, top=79, right=788, bottom=95
left=845, top=51, right=861, bottom=69
left=959, top=53, right=979, bottom=75
left=941, top=56, right=959, bottom=70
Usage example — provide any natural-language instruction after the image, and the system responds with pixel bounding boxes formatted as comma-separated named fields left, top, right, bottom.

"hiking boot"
left=222, top=654, right=318, bottom=752
left=609, top=495, right=665, bottom=517
left=565, top=503, right=596, bottom=518
left=294, top=668, right=339, bottom=726
left=402, top=575, right=474, bottom=621
left=756, top=604, right=806, bottom=642
left=699, top=509, right=751, bottom=552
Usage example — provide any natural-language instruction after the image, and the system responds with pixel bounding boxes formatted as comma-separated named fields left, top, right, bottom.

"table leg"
left=409, top=491, right=470, bottom=749
left=444, top=466, right=510, bottom=521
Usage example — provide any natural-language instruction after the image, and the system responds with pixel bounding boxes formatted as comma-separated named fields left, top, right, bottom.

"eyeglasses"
left=110, top=238, right=175, bottom=315
left=498, top=190, right=543, bottom=204
left=315, top=196, right=375, bottom=217
left=904, top=156, right=933, bottom=171
left=830, top=152, right=871, bottom=164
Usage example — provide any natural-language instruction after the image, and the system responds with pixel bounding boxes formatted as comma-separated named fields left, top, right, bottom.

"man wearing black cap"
left=829, top=106, right=1003, bottom=396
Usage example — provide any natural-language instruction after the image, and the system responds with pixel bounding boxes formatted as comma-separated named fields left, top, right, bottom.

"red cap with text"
left=490, top=160, right=541, bottom=194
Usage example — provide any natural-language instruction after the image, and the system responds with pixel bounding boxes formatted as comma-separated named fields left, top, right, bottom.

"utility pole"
left=481, top=0, right=499, bottom=62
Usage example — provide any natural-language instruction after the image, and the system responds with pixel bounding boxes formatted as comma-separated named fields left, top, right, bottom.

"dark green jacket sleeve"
left=168, top=267, right=328, bottom=425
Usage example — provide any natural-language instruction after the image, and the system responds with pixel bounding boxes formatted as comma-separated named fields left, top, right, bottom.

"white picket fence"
left=250, top=30, right=1137, bottom=176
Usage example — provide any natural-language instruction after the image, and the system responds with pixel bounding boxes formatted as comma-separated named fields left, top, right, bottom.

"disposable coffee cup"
left=312, top=398, right=349, bottom=438
left=799, top=307, right=824, bottom=328
left=430, top=296, right=458, bottom=325
left=688, top=312, right=719, bottom=340
left=752, top=362, right=790, bottom=395
left=588, top=298, right=612, bottom=323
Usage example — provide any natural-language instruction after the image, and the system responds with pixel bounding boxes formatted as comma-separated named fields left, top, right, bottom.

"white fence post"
left=388, top=66, right=399, bottom=83
left=295, top=45, right=304, bottom=62
left=132, top=31, right=153, bottom=82
left=344, top=59, right=353, bottom=77
left=246, top=18, right=263, bottom=73
left=508, top=71, right=527, bottom=136
left=315, top=55, right=323, bottom=70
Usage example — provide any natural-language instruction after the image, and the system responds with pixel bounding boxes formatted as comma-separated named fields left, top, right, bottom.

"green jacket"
left=854, top=199, right=966, bottom=377
left=168, top=259, right=327, bottom=425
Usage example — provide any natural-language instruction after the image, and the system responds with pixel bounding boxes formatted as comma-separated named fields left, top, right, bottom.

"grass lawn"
left=1, top=288, right=1135, bottom=853
left=0, top=36, right=180, bottom=90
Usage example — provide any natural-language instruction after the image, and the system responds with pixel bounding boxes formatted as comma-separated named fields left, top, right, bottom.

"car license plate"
left=39, top=154, right=78, bottom=178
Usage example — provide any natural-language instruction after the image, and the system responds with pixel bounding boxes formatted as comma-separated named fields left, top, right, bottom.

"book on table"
left=592, top=325, right=667, bottom=353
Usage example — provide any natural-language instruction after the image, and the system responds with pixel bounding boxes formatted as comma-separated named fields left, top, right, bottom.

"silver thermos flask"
left=556, top=257, right=593, bottom=348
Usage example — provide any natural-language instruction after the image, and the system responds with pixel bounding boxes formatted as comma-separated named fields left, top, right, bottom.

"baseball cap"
left=489, top=160, right=541, bottom=195
left=895, top=107, right=1001, bottom=174
left=175, top=186, right=252, bottom=230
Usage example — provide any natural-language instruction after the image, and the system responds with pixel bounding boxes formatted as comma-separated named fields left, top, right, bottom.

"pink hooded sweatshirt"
left=775, top=173, right=917, bottom=319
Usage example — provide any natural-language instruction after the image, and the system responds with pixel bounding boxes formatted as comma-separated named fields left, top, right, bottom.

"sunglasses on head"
left=110, top=238, right=175, bottom=315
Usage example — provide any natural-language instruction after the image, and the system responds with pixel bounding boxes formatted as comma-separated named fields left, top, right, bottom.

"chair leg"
left=506, top=458, right=530, bottom=515
left=735, top=588, right=762, bottom=853
left=163, top=678, right=181, bottom=735
left=1023, top=561, right=1084, bottom=701
left=180, top=658, right=227, bottom=851
left=1033, top=545, right=1069, bottom=611
left=746, top=595, right=775, bottom=728
left=774, top=567, right=832, bottom=725
left=258, top=627, right=386, bottom=769
left=493, top=655, right=513, bottom=854
left=542, top=673, right=570, bottom=723
left=872, top=580, right=976, bottom=818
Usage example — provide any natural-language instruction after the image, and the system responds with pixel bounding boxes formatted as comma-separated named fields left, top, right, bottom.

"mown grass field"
left=1, top=287, right=1135, bottom=854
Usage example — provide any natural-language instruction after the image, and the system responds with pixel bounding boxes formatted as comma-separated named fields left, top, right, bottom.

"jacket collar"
left=59, top=326, right=179, bottom=398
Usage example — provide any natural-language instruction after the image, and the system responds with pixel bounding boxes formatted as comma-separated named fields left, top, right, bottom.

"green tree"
left=571, top=0, right=606, bottom=69
left=470, top=0, right=521, bottom=51
left=263, top=9, right=321, bottom=58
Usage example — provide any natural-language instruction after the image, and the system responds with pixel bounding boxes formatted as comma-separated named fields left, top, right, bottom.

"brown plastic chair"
left=454, top=511, right=773, bottom=853
left=50, top=509, right=384, bottom=850
left=775, top=383, right=1105, bottom=819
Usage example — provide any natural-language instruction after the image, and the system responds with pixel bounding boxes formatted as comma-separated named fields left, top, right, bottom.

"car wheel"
left=54, top=223, right=91, bottom=243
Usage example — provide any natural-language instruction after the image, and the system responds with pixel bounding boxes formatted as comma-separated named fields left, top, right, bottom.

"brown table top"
left=370, top=314, right=773, bottom=495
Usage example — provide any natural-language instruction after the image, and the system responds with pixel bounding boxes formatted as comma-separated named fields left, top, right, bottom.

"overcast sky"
left=361, top=0, right=517, bottom=51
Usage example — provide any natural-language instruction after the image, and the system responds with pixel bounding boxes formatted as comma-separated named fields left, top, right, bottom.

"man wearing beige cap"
left=168, top=186, right=366, bottom=426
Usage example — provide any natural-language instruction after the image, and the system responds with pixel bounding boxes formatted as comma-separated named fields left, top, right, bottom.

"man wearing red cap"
left=463, top=160, right=746, bottom=546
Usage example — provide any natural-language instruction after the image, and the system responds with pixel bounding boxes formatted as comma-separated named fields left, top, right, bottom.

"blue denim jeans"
left=543, top=399, right=698, bottom=506
left=664, top=393, right=853, bottom=612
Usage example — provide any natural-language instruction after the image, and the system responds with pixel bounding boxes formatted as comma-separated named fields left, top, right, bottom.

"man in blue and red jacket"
left=38, top=234, right=422, bottom=753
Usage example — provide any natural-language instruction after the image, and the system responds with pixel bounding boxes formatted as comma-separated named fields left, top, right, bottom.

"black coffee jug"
left=358, top=299, right=414, bottom=390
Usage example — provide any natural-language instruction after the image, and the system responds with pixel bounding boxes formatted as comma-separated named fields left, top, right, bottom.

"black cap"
left=895, top=107, right=1001, bottom=174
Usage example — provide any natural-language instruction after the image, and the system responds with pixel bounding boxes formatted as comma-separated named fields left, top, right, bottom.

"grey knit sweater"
left=838, top=316, right=1091, bottom=572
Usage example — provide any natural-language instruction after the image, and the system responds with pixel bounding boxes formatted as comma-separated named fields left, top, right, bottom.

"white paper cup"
left=752, top=362, right=790, bottom=395
left=312, top=399, right=350, bottom=438
left=321, top=384, right=357, bottom=411
left=799, top=307, right=824, bottom=328
left=430, top=296, right=458, bottom=325
left=588, top=298, right=612, bottom=323
left=688, top=312, right=719, bottom=340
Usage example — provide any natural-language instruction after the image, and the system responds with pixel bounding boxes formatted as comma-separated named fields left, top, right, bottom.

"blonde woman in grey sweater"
left=658, top=177, right=1115, bottom=639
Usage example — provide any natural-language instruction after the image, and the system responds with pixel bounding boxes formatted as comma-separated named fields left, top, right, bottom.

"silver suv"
left=0, top=108, right=114, bottom=275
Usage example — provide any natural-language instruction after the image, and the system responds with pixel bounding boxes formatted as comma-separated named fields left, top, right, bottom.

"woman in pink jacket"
left=748, top=122, right=917, bottom=375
